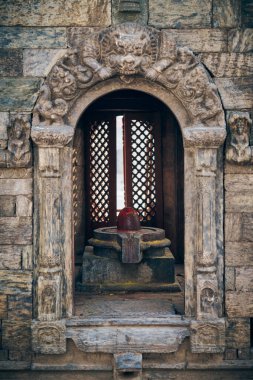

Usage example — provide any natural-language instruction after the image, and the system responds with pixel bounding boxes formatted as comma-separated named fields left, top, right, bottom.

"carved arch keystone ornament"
left=31, top=23, right=226, bottom=355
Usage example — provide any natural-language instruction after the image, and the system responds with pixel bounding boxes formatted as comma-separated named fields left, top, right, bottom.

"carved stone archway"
left=31, top=23, right=226, bottom=355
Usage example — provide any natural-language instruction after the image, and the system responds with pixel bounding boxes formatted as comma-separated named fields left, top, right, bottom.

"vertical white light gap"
left=116, top=115, right=125, bottom=213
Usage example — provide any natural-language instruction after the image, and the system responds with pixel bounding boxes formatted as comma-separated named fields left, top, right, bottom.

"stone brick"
left=23, top=49, right=66, bottom=77
left=0, top=245, right=22, bottom=270
left=162, top=29, right=227, bottom=53
left=0, top=217, right=32, bottom=245
left=0, top=350, right=8, bottom=361
left=149, top=0, right=212, bottom=28
left=0, top=295, right=7, bottom=319
left=225, top=174, right=253, bottom=192
left=225, top=192, right=253, bottom=212
left=67, top=27, right=101, bottom=48
left=226, top=318, right=250, bottom=348
left=224, top=348, right=237, bottom=360
left=8, top=294, right=32, bottom=320
left=238, top=348, right=251, bottom=359
left=199, top=53, right=253, bottom=77
left=225, top=267, right=235, bottom=291
left=242, top=213, right=253, bottom=242
left=213, top=0, right=240, bottom=28
left=226, top=292, right=253, bottom=317
left=215, top=78, right=253, bottom=109
left=0, top=0, right=111, bottom=27
left=225, top=213, right=242, bottom=242
left=225, top=162, right=253, bottom=174
left=0, top=196, right=16, bottom=217
left=0, top=270, right=32, bottom=295
left=0, top=49, right=23, bottom=77
left=0, top=179, right=32, bottom=196
left=0, top=78, right=41, bottom=111
left=2, top=320, right=31, bottom=351
left=8, top=350, right=31, bottom=362
left=0, top=27, right=67, bottom=49
left=16, top=195, right=32, bottom=217
left=228, top=29, right=253, bottom=52
left=225, top=242, right=253, bottom=266
left=235, top=267, right=253, bottom=291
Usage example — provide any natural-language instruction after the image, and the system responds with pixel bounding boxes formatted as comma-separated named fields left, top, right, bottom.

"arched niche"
left=31, top=23, right=227, bottom=355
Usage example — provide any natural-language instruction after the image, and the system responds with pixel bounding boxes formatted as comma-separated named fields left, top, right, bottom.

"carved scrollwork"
left=226, top=112, right=252, bottom=165
left=33, top=22, right=224, bottom=127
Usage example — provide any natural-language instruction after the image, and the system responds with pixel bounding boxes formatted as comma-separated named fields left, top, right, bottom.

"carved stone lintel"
left=32, top=23, right=225, bottom=129
left=226, top=111, right=253, bottom=165
left=190, top=319, right=225, bottom=353
left=32, top=320, right=66, bottom=354
left=31, top=124, right=74, bottom=147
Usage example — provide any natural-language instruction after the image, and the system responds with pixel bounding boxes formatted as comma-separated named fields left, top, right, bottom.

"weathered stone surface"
left=190, top=320, right=225, bottom=353
left=226, top=318, right=250, bottom=348
left=162, top=29, right=227, bottom=53
left=16, top=195, right=32, bottom=217
left=226, top=292, right=253, bottom=317
left=0, top=0, right=111, bottom=27
left=225, top=162, right=253, bottom=174
left=0, top=27, right=67, bottom=49
left=0, top=350, right=8, bottom=361
left=0, top=168, right=33, bottom=179
left=0, top=245, right=23, bottom=270
left=112, top=0, right=148, bottom=25
left=215, top=78, right=253, bottom=109
left=0, top=112, right=9, bottom=149
left=242, top=213, right=253, bottom=241
left=225, top=242, right=253, bottom=266
left=0, top=294, right=7, bottom=318
left=225, top=174, right=253, bottom=192
left=225, top=213, right=242, bottom=242
left=213, top=0, right=240, bottom=28
left=0, top=196, right=16, bottom=216
left=149, top=0, right=211, bottom=28
left=228, top=29, right=253, bottom=52
left=0, top=270, right=32, bottom=295
left=235, top=267, right=253, bottom=291
left=0, top=217, right=32, bottom=245
left=67, top=27, right=101, bottom=48
left=0, top=78, right=41, bottom=111
left=8, top=294, right=32, bottom=320
left=225, top=192, right=253, bottom=212
left=8, top=350, right=32, bottom=362
left=23, top=49, right=66, bottom=77
left=2, top=320, right=31, bottom=351
left=199, top=53, right=253, bottom=77
left=0, top=49, right=23, bottom=76
left=32, top=320, right=66, bottom=355
left=225, top=267, right=235, bottom=291
left=0, top=178, right=32, bottom=195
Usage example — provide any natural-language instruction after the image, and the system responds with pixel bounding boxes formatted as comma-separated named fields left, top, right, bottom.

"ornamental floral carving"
left=33, top=23, right=223, bottom=128
left=226, top=112, right=252, bottom=164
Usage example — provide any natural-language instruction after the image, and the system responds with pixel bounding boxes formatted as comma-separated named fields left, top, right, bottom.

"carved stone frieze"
left=190, top=319, right=225, bottom=353
left=32, top=320, right=66, bottom=354
left=226, top=111, right=253, bottom=165
left=0, top=114, right=32, bottom=168
left=33, top=23, right=224, bottom=128
left=31, top=124, right=74, bottom=147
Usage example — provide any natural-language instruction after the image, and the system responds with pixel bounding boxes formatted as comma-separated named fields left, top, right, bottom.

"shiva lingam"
left=80, top=207, right=179, bottom=292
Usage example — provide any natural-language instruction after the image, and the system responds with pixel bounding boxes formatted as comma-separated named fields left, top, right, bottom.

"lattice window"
left=89, top=121, right=110, bottom=223
left=130, top=119, right=157, bottom=222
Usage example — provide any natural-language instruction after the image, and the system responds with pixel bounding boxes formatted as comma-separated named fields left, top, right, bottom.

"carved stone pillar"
left=31, top=124, right=74, bottom=354
left=183, top=127, right=226, bottom=353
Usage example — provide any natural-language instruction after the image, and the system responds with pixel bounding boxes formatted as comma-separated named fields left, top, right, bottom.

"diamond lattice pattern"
left=130, top=119, right=157, bottom=223
left=89, top=121, right=110, bottom=223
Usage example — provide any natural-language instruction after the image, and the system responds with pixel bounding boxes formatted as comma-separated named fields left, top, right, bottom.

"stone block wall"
left=0, top=0, right=252, bottom=374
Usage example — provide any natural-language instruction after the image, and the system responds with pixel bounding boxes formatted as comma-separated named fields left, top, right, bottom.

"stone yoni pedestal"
left=80, top=208, right=179, bottom=293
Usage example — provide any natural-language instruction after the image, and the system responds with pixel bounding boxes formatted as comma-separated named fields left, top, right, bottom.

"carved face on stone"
left=231, top=117, right=250, bottom=136
left=107, top=31, right=152, bottom=75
